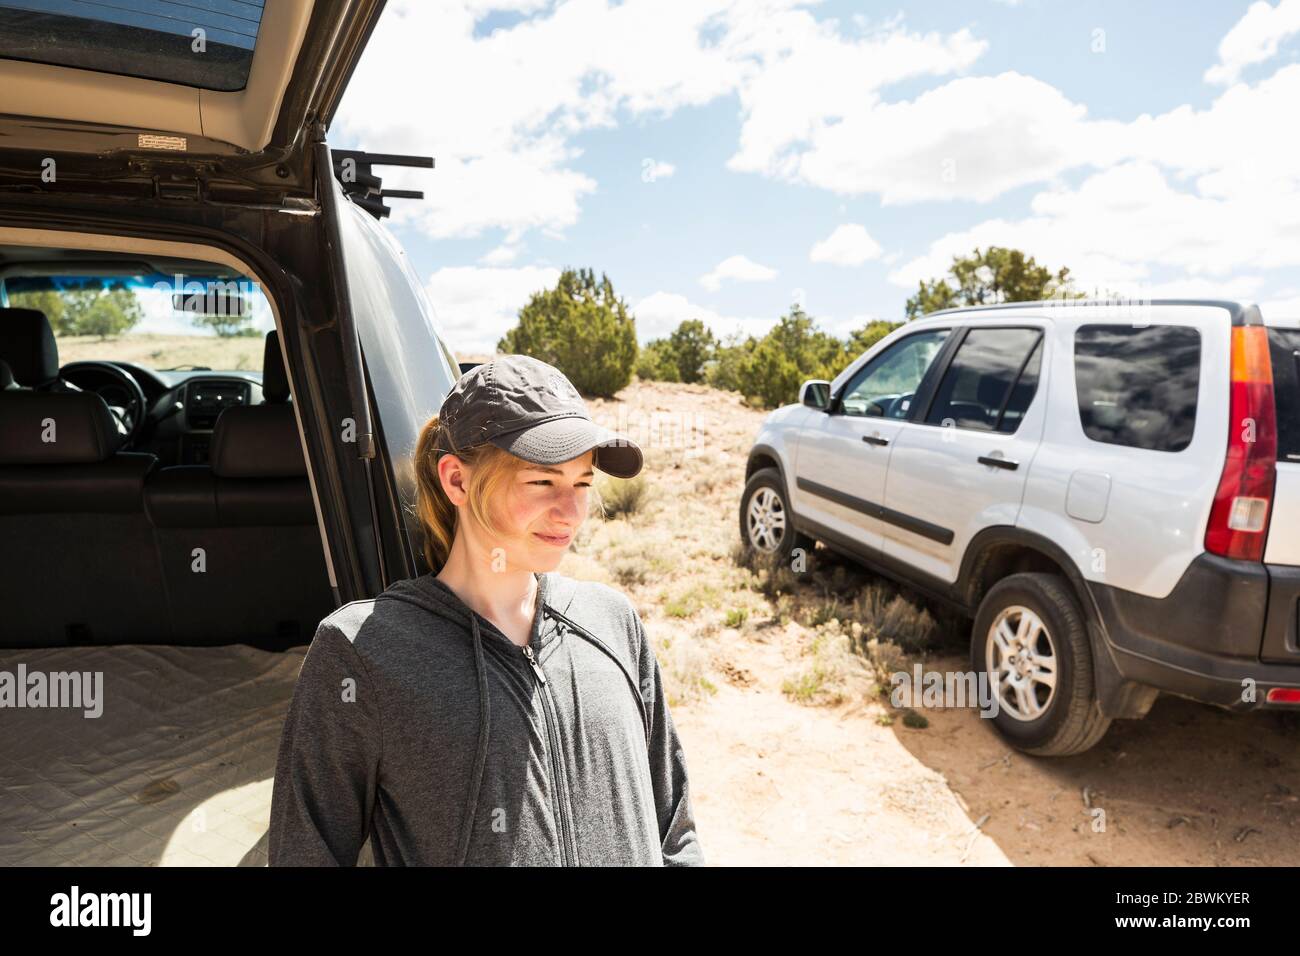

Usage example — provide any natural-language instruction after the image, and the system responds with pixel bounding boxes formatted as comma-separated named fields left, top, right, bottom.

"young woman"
left=268, top=354, right=704, bottom=866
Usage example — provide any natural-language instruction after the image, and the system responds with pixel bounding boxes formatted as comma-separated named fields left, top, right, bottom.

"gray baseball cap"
left=437, top=355, right=643, bottom=478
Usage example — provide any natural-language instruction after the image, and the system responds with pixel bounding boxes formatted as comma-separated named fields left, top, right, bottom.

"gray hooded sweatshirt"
left=267, top=569, right=704, bottom=866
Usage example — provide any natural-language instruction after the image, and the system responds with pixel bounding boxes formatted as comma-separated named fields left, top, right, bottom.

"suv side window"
left=925, top=327, right=1043, bottom=432
left=837, top=330, right=949, bottom=418
left=1074, top=324, right=1201, bottom=452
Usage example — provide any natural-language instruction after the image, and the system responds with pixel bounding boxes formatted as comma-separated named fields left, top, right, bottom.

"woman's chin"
left=525, top=539, right=569, bottom=570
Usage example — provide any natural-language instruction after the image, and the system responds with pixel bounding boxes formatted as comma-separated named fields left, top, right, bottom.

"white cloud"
left=1261, top=287, right=1300, bottom=317
left=424, top=265, right=561, bottom=353
left=479, top=243, right=521, bottom=265
left=889, top=162, right=1300, bottom=295
left=641, top=159, right=676, bottom=182
left=631, top=290, right=776, bottom=343
left=1205, top=0, right=1300, bottom=85
left=795, top=72, right=1115, bottom=203
left=335, top=0, right=740, bottom=243
left=723, top=11, right=988, bottom=181
left=336, top=1, right=994, bottom=240
left=809, top=223, right=883, bottom=266
left=699, top=254, right=778, bottom=291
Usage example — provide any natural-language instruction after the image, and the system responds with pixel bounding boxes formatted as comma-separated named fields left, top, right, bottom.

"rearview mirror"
left=172, top=288, right=250, bottom=317
left=800, top=379, right=831, bottom=409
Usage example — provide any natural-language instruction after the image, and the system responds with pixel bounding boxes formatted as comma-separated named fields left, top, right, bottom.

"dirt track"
left=675, top=645, right=1300, bottom=866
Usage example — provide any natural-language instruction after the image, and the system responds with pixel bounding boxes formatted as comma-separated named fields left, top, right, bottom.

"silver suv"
left=741, top=300, right=1300, bottom=755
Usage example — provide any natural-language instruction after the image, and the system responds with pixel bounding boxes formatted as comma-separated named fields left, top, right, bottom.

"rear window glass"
left=1074, top=324, right=1201, bottom=452
left=925, top=327, right=1042, bottom=433
left=0, top=0, right=265, bottom=92
left=1270, top=328, right=1300, bottom=463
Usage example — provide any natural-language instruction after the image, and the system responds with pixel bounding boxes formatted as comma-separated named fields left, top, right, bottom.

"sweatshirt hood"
left=375, top=569, right=563, bottom=651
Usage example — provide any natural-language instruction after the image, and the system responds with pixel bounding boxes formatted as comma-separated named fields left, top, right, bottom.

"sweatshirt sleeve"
left=631, top=605, right=705, bottom=867
left=267, top=619, right=383, bottom=866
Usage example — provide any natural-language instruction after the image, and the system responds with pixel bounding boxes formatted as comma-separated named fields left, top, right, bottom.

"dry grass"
left=594, top=473, right=651, bottom=519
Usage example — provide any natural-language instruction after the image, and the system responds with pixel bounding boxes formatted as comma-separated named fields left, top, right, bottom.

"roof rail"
left=329, top=149, right=434, bottom=220
left=922, top=298, right=1257, bottom=324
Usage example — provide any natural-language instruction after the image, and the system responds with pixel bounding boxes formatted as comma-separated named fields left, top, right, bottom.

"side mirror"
left=800, top=379, right=831, bottom=410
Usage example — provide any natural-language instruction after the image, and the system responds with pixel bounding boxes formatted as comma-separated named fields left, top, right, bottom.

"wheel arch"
left=745, top=443, right=787, bottom=487
left=958, top=526, right=1159, bottom=720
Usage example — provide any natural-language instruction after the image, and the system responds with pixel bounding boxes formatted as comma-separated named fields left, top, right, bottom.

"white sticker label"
left=138, top=134, right=187, bottom=151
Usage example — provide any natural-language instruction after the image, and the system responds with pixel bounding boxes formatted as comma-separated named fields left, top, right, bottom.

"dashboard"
left=59, top=361, right=266, bottom=467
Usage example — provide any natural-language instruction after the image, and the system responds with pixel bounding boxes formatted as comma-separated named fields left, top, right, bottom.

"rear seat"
left=0, top=312, right=333, bottom=648
left=0, top=387, right=166, bottom=646
left=142, top=331, right=334, bottom=647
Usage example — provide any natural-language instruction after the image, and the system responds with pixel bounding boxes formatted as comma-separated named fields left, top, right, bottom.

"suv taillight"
left=1205, top=326, right=1277, bottom=562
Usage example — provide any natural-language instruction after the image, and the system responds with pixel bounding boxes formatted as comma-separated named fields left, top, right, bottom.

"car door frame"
left=880, top=320, right=1051, bottom=583
left=791, top=325, right=959, bottom=559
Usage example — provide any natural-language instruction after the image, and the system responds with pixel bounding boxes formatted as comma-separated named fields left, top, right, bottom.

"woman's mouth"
left=533, top=531, right=572, bottom=547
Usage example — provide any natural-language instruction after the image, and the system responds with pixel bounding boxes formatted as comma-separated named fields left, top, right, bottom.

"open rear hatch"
left=0, top=0, right=387, bottom=205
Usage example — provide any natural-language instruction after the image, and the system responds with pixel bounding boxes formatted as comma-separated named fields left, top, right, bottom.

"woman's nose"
left=553, top=487, right=582, bottom=524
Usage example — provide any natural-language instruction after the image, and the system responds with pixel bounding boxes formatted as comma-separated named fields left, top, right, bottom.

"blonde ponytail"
left=412, top=413, right=531, bottom=571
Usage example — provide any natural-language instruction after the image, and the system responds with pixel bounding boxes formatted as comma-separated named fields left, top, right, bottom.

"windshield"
left=2, top=272, right=275, bottom=373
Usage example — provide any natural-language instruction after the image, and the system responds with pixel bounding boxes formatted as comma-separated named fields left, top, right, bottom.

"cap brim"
left=488, top=416, right=643, bottom=479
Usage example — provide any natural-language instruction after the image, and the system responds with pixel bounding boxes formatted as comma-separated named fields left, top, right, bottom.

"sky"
left=328, top=0, right=1300, bottom=354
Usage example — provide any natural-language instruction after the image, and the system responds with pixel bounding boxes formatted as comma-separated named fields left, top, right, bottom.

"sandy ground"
left=564, top=378, right=1300, bottom=866
left=674, top=649, right=1300, bottom=866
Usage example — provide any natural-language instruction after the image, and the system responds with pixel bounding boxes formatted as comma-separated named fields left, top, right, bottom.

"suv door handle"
left=862, top=434, right=890, bottom=447
left=978, top=455, right=1019, bottom=471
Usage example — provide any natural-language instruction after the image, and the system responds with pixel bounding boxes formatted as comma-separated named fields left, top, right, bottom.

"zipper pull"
left=522, top=644, right=547, bottom=684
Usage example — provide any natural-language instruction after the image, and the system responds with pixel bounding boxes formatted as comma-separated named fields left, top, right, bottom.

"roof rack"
left=329, top=149, right=434, bottom=220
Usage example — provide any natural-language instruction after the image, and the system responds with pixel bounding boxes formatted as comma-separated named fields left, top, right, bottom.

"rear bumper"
left=1089, top=554, right=1300, bottom=711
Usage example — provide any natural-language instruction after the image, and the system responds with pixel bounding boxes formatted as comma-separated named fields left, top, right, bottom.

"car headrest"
left=209, top=403, right=306, bottom=478
left=262, top=329, right=290, bottom=403
left=0, top=390, right=125, bottom=464
left=0, top=308, right=59, bottom=386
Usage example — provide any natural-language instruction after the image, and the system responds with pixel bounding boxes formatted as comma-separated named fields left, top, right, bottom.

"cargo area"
left=0, top=244, right=349, bottom=865
left=0, top=643, right=304, bottom=865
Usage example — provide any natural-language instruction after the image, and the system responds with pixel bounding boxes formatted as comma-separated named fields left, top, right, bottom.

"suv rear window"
left=1074, top=324, right=1201, bottom=452
left=0, top=0, right=265, bottom=92
left=1269, top=328, right=1300, bottom=463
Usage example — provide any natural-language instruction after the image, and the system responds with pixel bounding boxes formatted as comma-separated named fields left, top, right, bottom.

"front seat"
left=0, top=309, right=165, bottom=646
left=143, top=329, right=334, bottom=648
left=0, top=307, right=79, bottom=391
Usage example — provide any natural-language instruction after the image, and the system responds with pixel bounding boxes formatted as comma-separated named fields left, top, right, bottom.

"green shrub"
left=667, top=319, right=717, bottom=383
left=636, top=338, right=680, bottom=382
left=498, top=267, right=637, bottom=397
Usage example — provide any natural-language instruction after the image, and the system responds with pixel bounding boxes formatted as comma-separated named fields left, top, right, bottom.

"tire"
left=738, top=468, right=814, bottom=568
left=971, top=572, right=1113, bottom=756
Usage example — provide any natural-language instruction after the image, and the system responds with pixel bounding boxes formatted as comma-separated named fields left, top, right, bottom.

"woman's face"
left=457, top=449, right=595, bottom=572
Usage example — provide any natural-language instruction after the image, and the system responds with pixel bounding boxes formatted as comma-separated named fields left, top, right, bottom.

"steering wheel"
left=57, top=360, right=149, bottom=447
left=886, top=392, right=915, bottom=419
